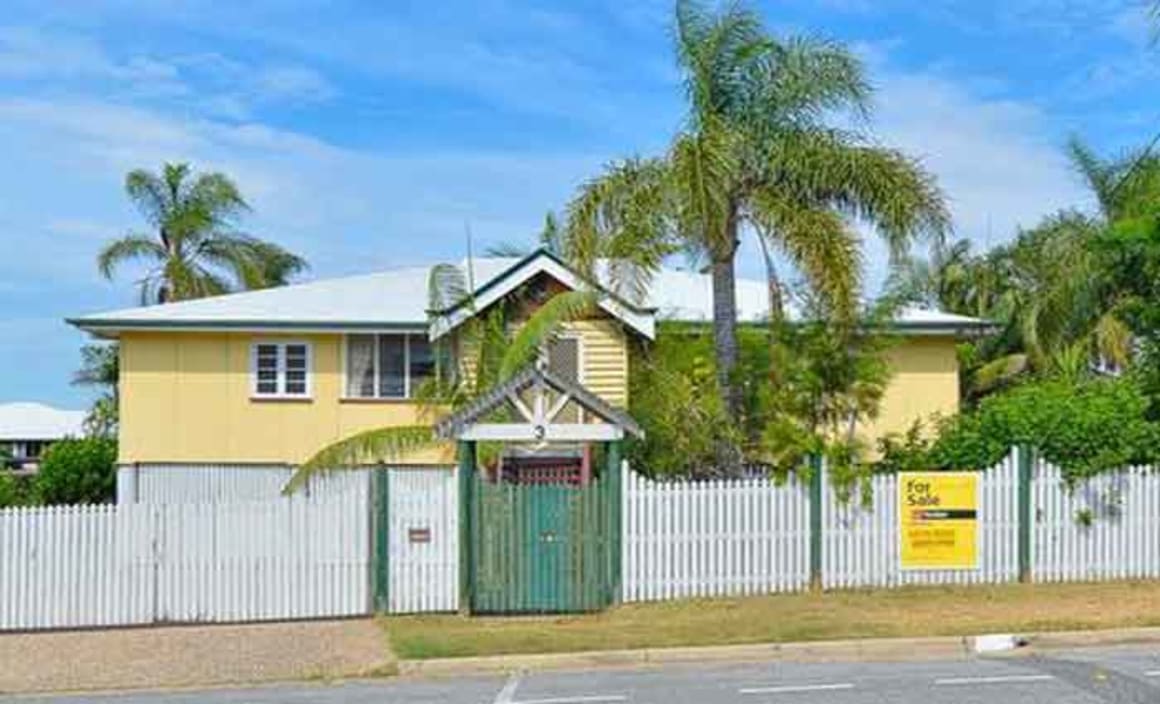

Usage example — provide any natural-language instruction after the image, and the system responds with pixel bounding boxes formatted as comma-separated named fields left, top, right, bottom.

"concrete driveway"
left=0, top=619, right=391, bottom=695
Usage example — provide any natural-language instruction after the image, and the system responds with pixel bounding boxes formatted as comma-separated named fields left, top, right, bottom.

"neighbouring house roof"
left=69, top=248, right=991, bottom=338
left=0, top=402, right=86, bottom=441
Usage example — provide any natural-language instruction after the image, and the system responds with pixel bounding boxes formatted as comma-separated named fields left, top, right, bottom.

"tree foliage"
left=34, top=437, right=118, bottom=505
left=561, top=0, right=946, bottom=457
left=98, top=162, right=308, bottom=304
left=878, top=378, right=1160, bottom=483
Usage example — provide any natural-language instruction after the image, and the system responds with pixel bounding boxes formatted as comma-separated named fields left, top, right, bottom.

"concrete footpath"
left=0, top=619, right=393, bottom=695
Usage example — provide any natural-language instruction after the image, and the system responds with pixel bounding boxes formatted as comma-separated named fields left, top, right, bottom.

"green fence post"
left=458, top=441, right=476, bottom=614
left=809, top=453, right=823, bottom=591
left=372, top=465, right=391, bottom=613
left=1018, top=444, right=1034, bottom=583
left=606, top=440, right=623, bottom=606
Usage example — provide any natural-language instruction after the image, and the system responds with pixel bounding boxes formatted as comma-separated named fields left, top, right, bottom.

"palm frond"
left=562, top=157, right=674, bottom=300
left=753, top=34, right=870, bottom=126
left=751, top=190, right=862, bottom=321
left=1065, top=136, right=1116, bottom=217
left=669, top=119, right=740, bottom=259
left=96, top=235, right=167, bottom=281
left=1094, top=312, right=1133, bottom=369
left=498, top=290, right=599, bottom=382
left=428, top=262, right=470, bottom=313
left=968, top=353, right=1029, bottom=396
left=284, top=425, right=439, bottom=495
left=774, top=131, right=950, bottom=260
left=124, top=169, right=172, bottom=229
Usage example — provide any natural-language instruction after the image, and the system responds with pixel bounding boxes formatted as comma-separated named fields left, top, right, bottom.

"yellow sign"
left=899, top=472, right=979, bottom=570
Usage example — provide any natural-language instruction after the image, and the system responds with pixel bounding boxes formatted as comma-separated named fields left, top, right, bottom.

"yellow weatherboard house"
left=69, top=249, right=989, bottom=472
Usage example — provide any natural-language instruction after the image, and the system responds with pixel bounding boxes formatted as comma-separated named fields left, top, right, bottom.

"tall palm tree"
left=98, top=162, right=307, bottom=303
left=561, top=1, right=948, bottom=440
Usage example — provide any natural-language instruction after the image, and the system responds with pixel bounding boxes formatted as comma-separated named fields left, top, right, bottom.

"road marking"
left=934, top=675, right=1054, bottom=686
left=740, top=683, right=855, bottom=695
left=1145, top=670, right=1160, bottom=677
left=514, top=696, right=627, bottom=704
left=494, top=672, right=523, bottom=704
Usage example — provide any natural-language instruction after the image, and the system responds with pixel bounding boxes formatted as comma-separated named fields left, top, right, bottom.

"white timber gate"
left=384, top=468, right=460, bottom=613
left=0, top=487, right=370, bottom=631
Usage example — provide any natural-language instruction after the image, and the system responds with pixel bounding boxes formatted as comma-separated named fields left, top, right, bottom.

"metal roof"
left=69, top=250, right=991, bottom=336
left=0, top=403, right=87, bottom=441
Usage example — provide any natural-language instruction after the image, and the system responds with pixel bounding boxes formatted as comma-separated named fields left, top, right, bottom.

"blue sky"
left=1, top=0, right=1156, bottom=408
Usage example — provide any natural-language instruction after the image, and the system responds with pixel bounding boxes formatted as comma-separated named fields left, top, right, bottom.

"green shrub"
left=0, top=472, right=36, bottom=508
left=878, top=377, right=1160, bottom=482
left=34, top=437, right=118, bottom=505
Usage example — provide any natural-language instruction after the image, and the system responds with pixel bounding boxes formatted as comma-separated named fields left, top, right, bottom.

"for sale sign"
left=899, top=472, right=979, bottom=570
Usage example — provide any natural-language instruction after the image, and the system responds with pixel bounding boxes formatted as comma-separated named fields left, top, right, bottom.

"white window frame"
left=250, top=340, right=313, bottom=399
left=342, top=333, right=433, bottom=400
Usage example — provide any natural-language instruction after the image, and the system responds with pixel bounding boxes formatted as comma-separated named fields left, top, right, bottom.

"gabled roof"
left=0, top=403, right=86, bottom=441
left=435, top=364, right=643, bottom=442
left=429, top=249, right=656, bottom=340
left=68, top=248, right=991, bottom=338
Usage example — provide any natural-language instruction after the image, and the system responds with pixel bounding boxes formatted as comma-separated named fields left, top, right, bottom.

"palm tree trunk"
left=711, top=251, right=740, bottom=419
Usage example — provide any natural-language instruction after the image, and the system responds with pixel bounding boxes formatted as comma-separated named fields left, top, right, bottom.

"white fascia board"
left=457, top=423, right=625, bottom=442
left=429, top=254, right=655, bottom=341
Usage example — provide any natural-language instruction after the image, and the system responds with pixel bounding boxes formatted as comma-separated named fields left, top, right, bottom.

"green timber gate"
left=461, top=443, right=622, bottom=614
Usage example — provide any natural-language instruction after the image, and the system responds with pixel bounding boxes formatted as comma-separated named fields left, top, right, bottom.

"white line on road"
left=494, top=672, right=524, bottom=704
left=514, top=696, right=628, bottom=704
left=934, top=675, right=1054, bottom=686
left=740, top=683, right=856, bottom=695
left=1145, top=670, right=1160, bottom=677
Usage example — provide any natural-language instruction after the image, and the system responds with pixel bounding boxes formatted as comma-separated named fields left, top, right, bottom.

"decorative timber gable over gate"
left=435, top=363, right=642, bottom=614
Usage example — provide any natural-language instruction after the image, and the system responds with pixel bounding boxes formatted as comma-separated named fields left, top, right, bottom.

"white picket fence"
left=821, top=450, right=1021, bottom=588
left=622, top=448, right=1160, bottom=600
left=0, top=488, right=369, bottom=631
left=117, top=463, right=458, bottom=615
left=1034, top=457, right=1160, bottom=582
left=621, top=465, right=811, bottom=601
left=116, top=464, right=370, bottom=504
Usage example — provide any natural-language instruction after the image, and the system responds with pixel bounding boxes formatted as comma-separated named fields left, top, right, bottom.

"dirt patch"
left=0, top=618, right=393, bottom=695
left=386, top=580, right=1160, bottom=659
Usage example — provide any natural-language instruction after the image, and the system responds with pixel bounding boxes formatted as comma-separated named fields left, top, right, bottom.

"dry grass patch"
left=385, top=581, right=1160, bottom=659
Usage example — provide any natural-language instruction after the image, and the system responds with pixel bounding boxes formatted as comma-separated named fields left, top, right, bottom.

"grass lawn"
left=384, top=581, right=1160, bottom=659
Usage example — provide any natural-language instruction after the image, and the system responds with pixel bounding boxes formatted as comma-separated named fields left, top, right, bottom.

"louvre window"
left=251, top=342, right=312, bottom=399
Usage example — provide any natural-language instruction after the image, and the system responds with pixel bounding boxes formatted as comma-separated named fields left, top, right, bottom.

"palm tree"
left=98, top=162, right=307, bottom=303
left=561, top=1, right=948, bottom=442
left=73, top=343, right=119, bottom=437
left=285, top=265, right=598, bottom=492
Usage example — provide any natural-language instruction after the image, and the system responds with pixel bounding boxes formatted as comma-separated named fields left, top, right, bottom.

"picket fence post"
left=371, top=465, right=390, bottom=613
left=1017, top=444, right=1034, bottom=583
left=809, top=453, right=824, bottom=591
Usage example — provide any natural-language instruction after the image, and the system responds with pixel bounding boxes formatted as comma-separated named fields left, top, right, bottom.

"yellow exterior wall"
left=119, top=332, right=453, bottom=465
left=860, top=337, right=961, bottom=447
left=567, top=319, right=629, bottom=408
left=117, top=324, right=954, bottom=465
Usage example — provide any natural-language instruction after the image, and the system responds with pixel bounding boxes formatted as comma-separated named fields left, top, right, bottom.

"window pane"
left=346, top=335, right=375, bottom=397
left=255, top=344, right=280, bottom=394
left=409, top=336, right=435, bottom=395
left=285, top=344, right=309, bottom=396
left=378, top=335, right=406, bottom=398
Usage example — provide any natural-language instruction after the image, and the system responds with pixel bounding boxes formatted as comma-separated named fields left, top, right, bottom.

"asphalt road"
left=9, top=645, right=1160, bottom=704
